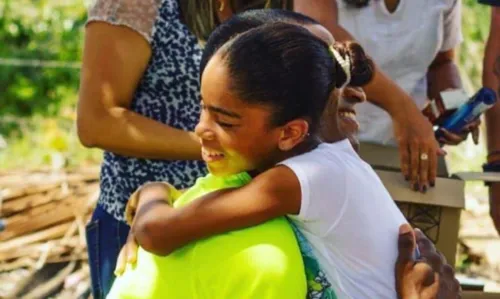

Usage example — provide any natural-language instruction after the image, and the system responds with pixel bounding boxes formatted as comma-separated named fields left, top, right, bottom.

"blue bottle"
left=436, top=87, right=497, bottom=138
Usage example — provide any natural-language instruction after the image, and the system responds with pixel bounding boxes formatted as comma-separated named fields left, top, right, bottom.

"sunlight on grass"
left=0, top=110, right=102, bottom=171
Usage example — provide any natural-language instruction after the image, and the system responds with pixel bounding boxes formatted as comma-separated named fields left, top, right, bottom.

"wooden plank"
left=1, top=189, right=70, bottom=217
left=0, top=237, right=79, bottom=261
left=0, top=170, right=98, bottom=189
left=2, top=267, right=37, bottom=299
left=374, top=170, right=465, bottom=208
left=0, top=170, right=98, bottom=202
left=0, top=183, right=60, bottom=202
left=47, top=252, right=88, bottom=264
left=0, top=221, right=73, bottom=252
left=0, top=196, right=90, bottom=242
left=358, top=142, right=450, bottom=177
left=0, top=257, right=36, bottom=272
left=22, top=261, right=77, bottom=299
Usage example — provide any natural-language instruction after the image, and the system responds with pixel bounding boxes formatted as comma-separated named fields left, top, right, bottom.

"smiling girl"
left=119, top=21, right=410, bottom=299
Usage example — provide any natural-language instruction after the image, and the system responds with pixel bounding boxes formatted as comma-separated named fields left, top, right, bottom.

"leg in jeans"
left=86, top=204, right=130, bottom=299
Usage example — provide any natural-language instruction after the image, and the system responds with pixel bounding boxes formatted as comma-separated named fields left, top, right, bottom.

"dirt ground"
left=1, top=168, right=500, bottom=297
left=459, top=192, right=500, bottom=292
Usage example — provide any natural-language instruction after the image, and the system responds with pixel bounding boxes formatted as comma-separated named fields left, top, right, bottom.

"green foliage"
left=0, top=0, right=497, bottom=173
left=0, top=0, right=86, bottom=121
left=0, top=109, right=102, bottom=170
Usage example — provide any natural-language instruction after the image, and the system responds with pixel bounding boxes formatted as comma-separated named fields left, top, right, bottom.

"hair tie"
left=329, top=46, right=351, bottom=89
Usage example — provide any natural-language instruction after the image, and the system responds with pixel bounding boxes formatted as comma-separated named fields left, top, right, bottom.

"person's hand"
left=125, top=182, right=175, bottom=225
left=114, top=230, right=139, bottom=276
left=393, top=110, right=447, bottom=193
left=490, top=182, right=500, bottom=235
left=396, top=224, right=461, bottom=299
left=396, top=224, right=439, bottom=299
left=436, top=119, right=481, bottom=146
left=414, top=228, right=461, bottom=298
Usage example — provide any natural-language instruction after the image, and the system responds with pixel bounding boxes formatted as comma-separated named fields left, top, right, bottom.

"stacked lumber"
left=0, top=167, right=100, bottom=299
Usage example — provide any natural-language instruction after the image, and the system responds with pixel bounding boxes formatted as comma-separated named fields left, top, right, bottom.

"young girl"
left=108, top=11, right=341, bottom=299
left=124, top=21, right=409, bottom=299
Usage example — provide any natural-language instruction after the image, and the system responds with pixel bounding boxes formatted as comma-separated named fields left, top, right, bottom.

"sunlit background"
left=0, top=0, right=499, bottom=294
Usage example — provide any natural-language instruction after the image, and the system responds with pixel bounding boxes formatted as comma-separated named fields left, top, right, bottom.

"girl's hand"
left=114, top=230, right=139, bottom=276
left=125, top=182, right=176, bottom=225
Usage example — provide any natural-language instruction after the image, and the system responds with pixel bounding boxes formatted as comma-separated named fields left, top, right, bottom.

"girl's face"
left=195, top=55, right=304, bottom=176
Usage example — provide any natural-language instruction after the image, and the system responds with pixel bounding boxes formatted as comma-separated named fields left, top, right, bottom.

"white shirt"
left=337, top=0, right=463, bottom=144
left=280, top=140, right=407, bottom=299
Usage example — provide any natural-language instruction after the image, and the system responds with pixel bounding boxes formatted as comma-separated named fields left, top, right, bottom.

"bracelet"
left=482, top=162, right=500, bottom=186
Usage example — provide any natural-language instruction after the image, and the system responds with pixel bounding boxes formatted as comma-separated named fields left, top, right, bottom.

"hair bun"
left=331, top=41, right=374, bottom=88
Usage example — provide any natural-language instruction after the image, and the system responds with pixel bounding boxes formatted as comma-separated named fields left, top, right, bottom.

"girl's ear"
left=277, top=119, right=309, bottom=151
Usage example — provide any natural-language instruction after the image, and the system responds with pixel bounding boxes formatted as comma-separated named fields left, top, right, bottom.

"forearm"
left=334, top=25, right=419, bottom=118
left=483, top=8, right=500, bottom=156
left=133, top=189, right=275, bottom=256
left=427, top=60, right=462, bottom=101
left=294, top=0, right=417, bottom=119
left=77, top=104, right=201, bottom=160
left=132, top=167, right=300, bottom=255
left=131, top=183, right=186, bottom=255
left=133, top=200, right=177, bottom=255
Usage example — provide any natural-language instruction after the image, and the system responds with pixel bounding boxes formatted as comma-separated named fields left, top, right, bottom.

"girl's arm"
left=132, top=166, right=301, bottom=256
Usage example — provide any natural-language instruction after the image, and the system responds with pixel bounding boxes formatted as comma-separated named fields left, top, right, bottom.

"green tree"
left=0, top=0, right=86, bottom=127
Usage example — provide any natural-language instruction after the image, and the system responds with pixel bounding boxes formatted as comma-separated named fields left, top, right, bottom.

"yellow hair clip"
left=329, top=45, right=351, bottom=88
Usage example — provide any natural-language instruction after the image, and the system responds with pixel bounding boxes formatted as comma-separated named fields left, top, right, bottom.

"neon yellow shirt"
left=107, top=173, right=306, bottom=298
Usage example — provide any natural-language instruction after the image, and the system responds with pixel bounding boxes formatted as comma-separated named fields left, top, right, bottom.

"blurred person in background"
left=312, top=0, right=481, bottom=194
left=480, top=0, right=500, bottom=235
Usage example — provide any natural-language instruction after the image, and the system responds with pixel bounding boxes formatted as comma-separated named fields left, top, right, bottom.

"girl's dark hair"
left=208, top=22, right=373, bottom=133
left=179, top=0, right=294, bottom=40
left=200, top=9, right=318, bottom=76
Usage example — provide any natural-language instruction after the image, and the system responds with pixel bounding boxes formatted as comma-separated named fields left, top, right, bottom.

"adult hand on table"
left=396, top=224, right=461, bottom=299
left=393, top=109, right=447, bottom=193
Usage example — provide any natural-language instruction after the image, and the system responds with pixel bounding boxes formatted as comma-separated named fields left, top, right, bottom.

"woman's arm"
left=77, top=22, right=201, bottom=160
left=132, top=166, right=301, bottom=256
left=483, top=7, right=500, bottom=236
left=293, top=0, right=442, bottom=192
left=427, top=49, right=480, bottom=146
left=427, top=49, right=462, bottom=100
left=484, top=7, right=500, bottom=157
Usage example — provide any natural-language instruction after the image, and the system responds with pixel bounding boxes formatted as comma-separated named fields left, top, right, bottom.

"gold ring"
left=420, top=153, right=429, bottom=161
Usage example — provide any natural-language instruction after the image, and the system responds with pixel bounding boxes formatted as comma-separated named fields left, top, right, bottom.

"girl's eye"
left=217, top=121, right=236, bottom=128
